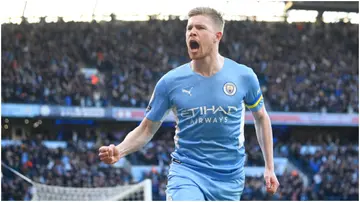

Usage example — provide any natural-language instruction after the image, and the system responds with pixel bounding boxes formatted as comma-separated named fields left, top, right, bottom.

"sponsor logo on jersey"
left=180, top=105, right=240, bottom=124
left=146, top=92, right=155, bottom=112
left=180, top=105, right=239, bottom=117
left=146, top=105, right=152, bottom=112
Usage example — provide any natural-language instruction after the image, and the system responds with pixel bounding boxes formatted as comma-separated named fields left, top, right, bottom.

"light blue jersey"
left=145, top=58, right=263, bottom=181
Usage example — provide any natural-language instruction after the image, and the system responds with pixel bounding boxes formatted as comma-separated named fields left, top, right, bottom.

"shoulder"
left=159, top=62, right=192, bottom=83
left=225, top=57, right=257, bottom=78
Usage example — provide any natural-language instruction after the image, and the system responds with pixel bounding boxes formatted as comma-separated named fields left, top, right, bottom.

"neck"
left=191, top=52, right=224, bottom=77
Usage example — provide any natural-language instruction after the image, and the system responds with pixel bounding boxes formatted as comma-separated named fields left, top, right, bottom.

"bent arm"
left=115, top=118, right=162, bottom=158
left=252, top=106, right=274, bottom=171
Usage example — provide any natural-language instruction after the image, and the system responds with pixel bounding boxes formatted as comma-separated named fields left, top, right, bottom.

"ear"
left=215, top=31, right=223, bottom=43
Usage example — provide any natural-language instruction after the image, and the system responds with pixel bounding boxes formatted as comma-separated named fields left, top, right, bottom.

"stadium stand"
left=1, top=1, right=359, bottom=201
left=1, top=122, right=358, bottom=200
left=2, top=20, right=358, bottom=112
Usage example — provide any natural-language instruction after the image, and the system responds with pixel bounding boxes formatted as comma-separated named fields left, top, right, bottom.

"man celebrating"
left=99, top=7, right=279, bottom=200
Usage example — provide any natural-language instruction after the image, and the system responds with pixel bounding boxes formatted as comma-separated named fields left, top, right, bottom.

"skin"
left=98, top=13, right=279, bottom=196
left=186, top=15, right=224, bottom=77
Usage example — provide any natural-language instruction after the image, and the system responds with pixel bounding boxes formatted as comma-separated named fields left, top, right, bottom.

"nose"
left=189, top=28, right=197, bottom=37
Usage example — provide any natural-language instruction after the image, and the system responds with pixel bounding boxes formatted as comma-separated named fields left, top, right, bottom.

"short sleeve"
left=145, top=77, right=171, bottom=122
left=244, top=69, right=264, bottom=112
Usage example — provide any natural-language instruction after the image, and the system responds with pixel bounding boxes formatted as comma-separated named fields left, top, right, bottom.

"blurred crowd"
left=2, top=125, right=358, bottom=201
left=1, top=141, right=136, bottom=200
left=289, top=135, right=359, bottom=200
left=2, top=19, right=358, bottom=112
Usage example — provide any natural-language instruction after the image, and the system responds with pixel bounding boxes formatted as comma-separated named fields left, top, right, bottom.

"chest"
left=170, top=75, right=246, bottom=110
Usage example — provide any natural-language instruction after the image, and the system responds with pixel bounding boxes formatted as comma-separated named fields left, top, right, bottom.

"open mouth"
left=189, top=40, right=200, bottom=50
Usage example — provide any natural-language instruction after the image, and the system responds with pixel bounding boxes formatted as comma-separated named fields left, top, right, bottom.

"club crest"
left=223, top=82, right=237, bottom=96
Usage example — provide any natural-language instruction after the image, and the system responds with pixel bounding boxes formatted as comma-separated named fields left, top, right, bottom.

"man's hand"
left=264, top=169, right=280, bottom=194
left=98, top=144, right=121, bottom=164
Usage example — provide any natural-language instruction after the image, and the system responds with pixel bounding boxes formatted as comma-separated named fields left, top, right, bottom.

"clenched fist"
left=264, top=169, right=280, bottom=195
left=98, top=144, right=121, bottom=164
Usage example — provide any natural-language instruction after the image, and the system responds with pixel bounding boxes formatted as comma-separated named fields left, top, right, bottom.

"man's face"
left=186, top=15, right=221, bottom=60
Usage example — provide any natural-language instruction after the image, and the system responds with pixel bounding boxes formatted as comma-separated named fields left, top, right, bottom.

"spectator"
left=1, top=20, right=358, bottom=112
left=1, top=125, right=358, bottom=201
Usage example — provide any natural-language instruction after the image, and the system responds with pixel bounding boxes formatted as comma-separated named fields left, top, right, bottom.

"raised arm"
left=98, top=76, right=171, bottom=164
left=98, top=118, right=162, bottom=164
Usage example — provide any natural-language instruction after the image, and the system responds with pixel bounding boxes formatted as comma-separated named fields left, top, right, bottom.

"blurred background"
left=1, top=0, right=359, bottom=201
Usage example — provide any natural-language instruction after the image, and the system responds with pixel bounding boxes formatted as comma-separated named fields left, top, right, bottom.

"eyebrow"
left=187, top=24, right=207, bottom=30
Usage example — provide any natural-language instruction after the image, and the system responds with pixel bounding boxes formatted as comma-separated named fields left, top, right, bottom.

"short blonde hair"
left=188, top=7, right=225, bottom=32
